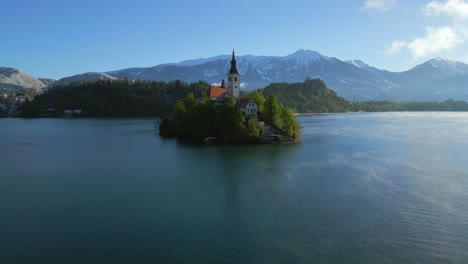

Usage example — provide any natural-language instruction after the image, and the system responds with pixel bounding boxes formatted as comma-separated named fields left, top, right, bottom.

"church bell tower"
left=228, top=50, right=240, bottom=98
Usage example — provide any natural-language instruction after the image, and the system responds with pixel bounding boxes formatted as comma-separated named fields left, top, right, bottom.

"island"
left=158, top=92, right=301, bottom=145
left=158, top=51, right=301, bottom=145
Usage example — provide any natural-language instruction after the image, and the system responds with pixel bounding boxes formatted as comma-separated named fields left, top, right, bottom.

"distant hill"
left=262, top=78, right=352, bottom=113
left=261, top=78, right=468, bottom=113
left=21, top=79, right=210, bottom=117
left=38, top=78, right=57, bottom=87
left=49, top=72, right=117, bottom=87
left=382, top=58, right=468, bottom=101
left=0, top=68, right=118, bottom=93
left=0, top=67, right=45, bottom=93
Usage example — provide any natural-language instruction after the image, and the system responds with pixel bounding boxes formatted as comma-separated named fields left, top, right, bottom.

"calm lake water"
left=1, top=113, right=468, bottom=263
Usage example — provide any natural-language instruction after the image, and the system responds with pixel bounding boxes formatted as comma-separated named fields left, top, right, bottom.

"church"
left=207, top=50, right=258, bottom=118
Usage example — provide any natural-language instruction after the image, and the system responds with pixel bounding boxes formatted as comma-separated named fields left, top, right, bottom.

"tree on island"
left=159, top=93, right=262, bottom=144
left=245, top=90, right=300, bottom=140
left=261, top=95, right=300, bottom=140
left=159, top=88, right=302, bottom=144
left=246, top=90, right=265, bottom=112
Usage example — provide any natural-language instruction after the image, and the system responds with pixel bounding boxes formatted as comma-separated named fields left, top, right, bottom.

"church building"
left=207, top=50, right=241, bottom=99
left=206, top=50, right=258, bottom=119
left=227, top=50, right=240, bottom=98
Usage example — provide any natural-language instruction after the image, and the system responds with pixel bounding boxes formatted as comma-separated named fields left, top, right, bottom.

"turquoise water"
left=1, top=113, right=468, bottom=263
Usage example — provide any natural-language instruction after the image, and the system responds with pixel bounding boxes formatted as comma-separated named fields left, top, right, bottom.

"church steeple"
left=229, top=49, right=238, bottom=74
left=227, top=49, right=240, bottom=98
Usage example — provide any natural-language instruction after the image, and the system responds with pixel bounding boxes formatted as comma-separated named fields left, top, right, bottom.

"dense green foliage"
left=280, top=106, right=301, bottom=140
left=20, top=79, right=210, bottom=117
left=264, top=95, right=283, bottom=127
left=246, top=90, right=265, bottom=112
left=159, top=93, right=263, bottom=144
left=263, top=78, right=352, bottom=113
left=246, top=91, right=301, bottom=140
left=260, top=95, right=301, bottom=140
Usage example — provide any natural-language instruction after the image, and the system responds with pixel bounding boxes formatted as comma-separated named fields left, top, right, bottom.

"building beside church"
left=206, top=50, right=258, bottom=119
left=238, top=99, right=258, bottom=119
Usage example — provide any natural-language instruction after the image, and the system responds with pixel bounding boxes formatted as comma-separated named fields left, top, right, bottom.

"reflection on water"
left=1, top=114, right=468, bottom=263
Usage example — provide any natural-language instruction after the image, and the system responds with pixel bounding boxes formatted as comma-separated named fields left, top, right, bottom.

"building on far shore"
left=206, top=50, right=258, bottom=119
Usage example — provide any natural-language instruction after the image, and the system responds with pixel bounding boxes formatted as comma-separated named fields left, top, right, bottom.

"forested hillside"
left=22, top=79, right=210, bottom=117
left=262, top=78, right=352, bottom=113
left=19, top=78, right=468, bottom=118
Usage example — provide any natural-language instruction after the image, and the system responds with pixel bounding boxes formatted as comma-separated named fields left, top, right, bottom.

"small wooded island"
left=159, top=51, right=301, bottom=145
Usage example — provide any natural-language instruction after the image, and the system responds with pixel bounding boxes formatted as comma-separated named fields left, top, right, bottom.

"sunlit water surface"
left=1, top=113, right=467, bottom=263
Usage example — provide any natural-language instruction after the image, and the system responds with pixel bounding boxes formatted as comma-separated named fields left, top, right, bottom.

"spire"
left=229, top=49, right=238, bottom=74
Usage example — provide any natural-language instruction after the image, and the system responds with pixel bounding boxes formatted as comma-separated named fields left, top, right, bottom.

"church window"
left=234, top=77, right=237, bottom=81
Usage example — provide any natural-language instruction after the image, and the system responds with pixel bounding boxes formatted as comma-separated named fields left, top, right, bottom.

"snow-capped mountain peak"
left=345, top=60, right=370, bottom=69
left=286, top=49, right=325, bottom=62
left=410, top=57, right=468, bottom=77
left=418, top=57, right=461, bottom=69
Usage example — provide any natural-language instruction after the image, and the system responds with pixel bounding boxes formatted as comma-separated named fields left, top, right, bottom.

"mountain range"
left=2, top=50, right=468, bottom=101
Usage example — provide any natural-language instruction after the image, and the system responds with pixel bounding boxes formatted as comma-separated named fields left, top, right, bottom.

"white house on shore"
left=64, top=109, right=82, bottom=117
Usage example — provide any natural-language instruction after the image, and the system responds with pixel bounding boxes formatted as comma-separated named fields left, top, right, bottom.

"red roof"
left=208, top=86, right=228, bottom=98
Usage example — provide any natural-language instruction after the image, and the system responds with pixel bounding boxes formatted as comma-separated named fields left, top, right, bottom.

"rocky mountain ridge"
left=3, top=50, right=468, bottom=101
left=0, top=67, right=46, bottom=93
left=106, top=50, right=468, bottom=101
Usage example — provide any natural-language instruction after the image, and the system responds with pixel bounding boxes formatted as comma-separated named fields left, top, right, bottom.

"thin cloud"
left=212, top=82, right=248, bottom=88
left=424, top=0, right=468, bottom=20
left=386, top=0, right=468, bottom=59
left=362, top=0, right=396, bottom=12
left=408, top=26, right=463, bottom=58
left=386, top=26, right=463, bottom=59
left=386, top=40, right=408, bottom=55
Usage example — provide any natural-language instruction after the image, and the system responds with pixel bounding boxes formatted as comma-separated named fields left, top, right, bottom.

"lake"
left=1, top=113, right=468, bottom=263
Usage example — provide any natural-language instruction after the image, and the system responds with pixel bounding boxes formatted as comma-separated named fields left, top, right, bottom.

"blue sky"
left=3, top=0, right=468, bottom=79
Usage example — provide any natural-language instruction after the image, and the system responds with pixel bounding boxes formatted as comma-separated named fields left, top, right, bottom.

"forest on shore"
left=15, top=78, right=468, bottom=119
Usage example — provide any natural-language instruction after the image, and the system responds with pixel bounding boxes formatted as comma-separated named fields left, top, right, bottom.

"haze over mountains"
left=2, top=50, right=468, bottom=101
